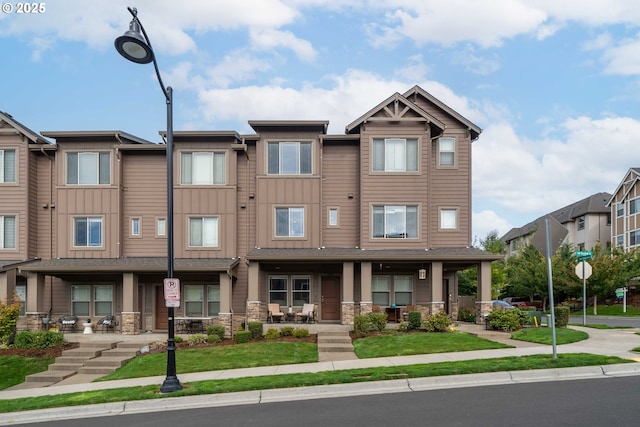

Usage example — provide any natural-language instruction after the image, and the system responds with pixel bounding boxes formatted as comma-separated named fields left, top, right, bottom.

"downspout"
left=115, top=134, right=124, bottom=259
left=40, top=147, right=54, bottom=317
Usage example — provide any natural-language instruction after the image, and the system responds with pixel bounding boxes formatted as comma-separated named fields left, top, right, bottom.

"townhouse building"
left=0, top=86, right=499, bottom=336
left=501, top=192, right=612, bottom=258
left=608, top=168, right=640, bottom=251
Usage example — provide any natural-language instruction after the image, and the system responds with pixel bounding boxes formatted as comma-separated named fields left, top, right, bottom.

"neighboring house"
left=1, top=86, right=500, bottom=336
left=501, top=192, right=612, bottom=258
left=607, top=168, right=640, bottom=251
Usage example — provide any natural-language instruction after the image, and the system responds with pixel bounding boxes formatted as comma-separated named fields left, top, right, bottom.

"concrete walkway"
left=2, top=324, right=640, bottom=425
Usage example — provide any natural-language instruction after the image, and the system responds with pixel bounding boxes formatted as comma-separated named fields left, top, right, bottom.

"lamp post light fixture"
left=115, top=6, right=182, bottom=393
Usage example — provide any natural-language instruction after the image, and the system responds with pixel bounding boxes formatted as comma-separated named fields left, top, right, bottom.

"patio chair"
left=267, top=303, right=285, bottom=323
left=295, top=303, right=317, bottom=323
left=96, top=315, right=118, bottom=333
left=58, top=315, right=78, bottom=332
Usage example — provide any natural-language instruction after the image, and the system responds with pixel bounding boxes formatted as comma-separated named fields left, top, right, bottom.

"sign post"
left=575, top=255, right=592, bottom=325
left=615, top=287, right=628, bottom=313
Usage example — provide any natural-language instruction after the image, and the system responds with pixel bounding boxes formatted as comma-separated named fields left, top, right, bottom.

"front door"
left=321, top=276, right=341, bottom=321
left=155, top=286, right=168, bottom=330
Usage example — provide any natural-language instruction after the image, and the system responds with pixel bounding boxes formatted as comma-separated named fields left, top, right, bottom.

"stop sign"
left=575, top=261, right=592, bottom=279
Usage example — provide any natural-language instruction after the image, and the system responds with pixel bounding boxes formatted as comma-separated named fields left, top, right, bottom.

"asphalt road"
left=32, top=376, right=640, bottom=427
left=570, top=315, right=640, bottom=328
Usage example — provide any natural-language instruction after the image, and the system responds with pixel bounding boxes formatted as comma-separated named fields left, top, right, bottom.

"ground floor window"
left=16, top=284, right=26, bottom=316
left=184, top=282, right=220, bottom=317
left=269, top=275, right=311, bottom=306
left=71, top=284, right=113, bottom=317
left=372, top=275, right=413, bottom=306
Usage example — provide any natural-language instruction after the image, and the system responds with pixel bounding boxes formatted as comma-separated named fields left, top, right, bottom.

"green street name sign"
left=576, top=250, right=592, bottom=260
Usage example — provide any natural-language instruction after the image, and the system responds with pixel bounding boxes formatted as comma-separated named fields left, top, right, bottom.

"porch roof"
left=246, top=247, right=501, bottom=262
left=18, top=257, right=239, bottom=273
left=0, top=258, right=40, bottom=272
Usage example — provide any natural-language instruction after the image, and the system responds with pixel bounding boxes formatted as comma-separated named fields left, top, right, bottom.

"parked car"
left=502, top=297, right=542, bottom=309
left=484, top=300, right=514, bottom=319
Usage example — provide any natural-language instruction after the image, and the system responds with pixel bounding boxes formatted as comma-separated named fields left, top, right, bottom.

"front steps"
left=317, top=330, right=357, bottom=362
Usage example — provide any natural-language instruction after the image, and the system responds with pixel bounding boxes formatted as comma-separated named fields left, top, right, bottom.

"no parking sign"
left=164, top=278, right=181, bottom=307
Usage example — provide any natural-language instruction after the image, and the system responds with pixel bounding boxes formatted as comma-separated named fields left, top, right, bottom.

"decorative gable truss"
left=345, top=93, right=445, bottom=136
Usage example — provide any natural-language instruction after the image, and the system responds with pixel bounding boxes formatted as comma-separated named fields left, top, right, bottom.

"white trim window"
left=438, top=137, right=456, bottom=167
left=181, top=151, right=226, bottom=185
left=372, top=205, right=418, bottom=238
left=16, top=284, right=26, bottom=316
left=440, top=209, right=458, bottom=230
left=373, top=138, right=418, bottom=172
left=616, top=235, right=624, bottom=247
left=617, top=203, right=624, bottom=218
left=630, top=230, right=640, bottom=247
left=74, top=217, right=103, bottom=247
left=328, top=207, right=339, bottom=227
left=94, top=285, right=113, bottom=316
left=0, top=149, right=16, bottom=183
left=184, top=285, right=204, bottom=317
left=131, top=217, right=141, bottom=237
left=275, top=207, right=304, bottom=237
left=372, top=276, right=390, bottom=306
left=268, top=275, right=311, bottom=306
left=0, top=215, right=16, bottom=249
left=268, top=142, right=312, bottom=175
left=189, top=217, right=219, bottom=247
left=630, top=198, right=640, bottom=215
left=66, top=152, right=111, bottom=185
left=157, top=218, right=166, bottom=237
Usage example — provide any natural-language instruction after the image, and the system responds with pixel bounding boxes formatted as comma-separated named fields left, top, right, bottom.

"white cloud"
left=249, top=28, right=317, bottom=62
left=472, top=210, right=514, bottom=242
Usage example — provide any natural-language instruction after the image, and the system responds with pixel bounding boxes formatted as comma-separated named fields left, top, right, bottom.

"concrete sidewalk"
left=2, top=324, right=640, bottom=425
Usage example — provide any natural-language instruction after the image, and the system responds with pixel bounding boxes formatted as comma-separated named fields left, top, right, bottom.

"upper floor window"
left=0, top=149, right=16, bottom=183
left=181, top=152, right=226, bottom=185
left=131, top=217, right=141, bottom=237
left=372, top=205, right=418, bottom=238
left=630, top=230, right=640, bottom=247
left=438, top=137, right=456, bottom=166
left=577, top=216, right=585, bottom=230
left=67, top=152, right=110, bottom=185
left=617, top=202, right=624, bottom=217
left=328, top=207, right=339, bottom=227
left=157, top=218, right=166, bottom=237
left=440, top=208, right=458, bottom=230
left=268, top=142, right=312, bottom=175
left=630, top=198, right=640, bottom=215
left=276, top=207, right=304, bottom=237
left=189, top=217, right=219, bottom=247
left=616, top=235, right=624, bottom=247
left=0, top=215, right=16, bottom=249
left=74, top=217, right=103, bottom=247
left=373, top=138, right=418, bottom=172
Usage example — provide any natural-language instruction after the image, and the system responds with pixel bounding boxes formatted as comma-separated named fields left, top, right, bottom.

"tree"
left=458, top=230, right=507, bottom=297
left=505, top=244, right=548, bottom=307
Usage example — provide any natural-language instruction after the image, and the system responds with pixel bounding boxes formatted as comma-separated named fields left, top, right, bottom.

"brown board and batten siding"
left=0, top=133, right=28, bottom=259
left=121, top=151, right=167, bottom=257
left=359, top=123, right=431, bottom=249
left=35, top=153, right=55, bottom=259
left=321, top=140, right=360, bottom=247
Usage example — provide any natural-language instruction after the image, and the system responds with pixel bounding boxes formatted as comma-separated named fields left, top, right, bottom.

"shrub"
left=408, top=311, right=422, bottom=330
left=487, top=308, right=529, bottom=331
left=13, top=331, right=65, bottom=348
left=353, top=314, right=369, bottom=336
left=187, top=333, right=208, bottom=346
left=368, top=312, right=388, bottom=332
left=247, top=322, right=263, bottom=339
left=0, top=298, right=20, bottom=345
left=265, top=328, right=281, bottom=339
left=293, top=328, right=309, bottom=338
left=235, top=330, right=251, bottom=344
left=457, top=307, right=476, bottom=323
left=423, top=311, right=452, bottom=332
left=207, top=334, right=222, bottom=344
left=554, top=306, right=570, bottom=328
left=353, top=312, right=389, bottom=335
left=206, top=325, right=226, bottom=341
left=280, top=326, right=295, bottom=336
left=174, top=335, right=183, bottom=343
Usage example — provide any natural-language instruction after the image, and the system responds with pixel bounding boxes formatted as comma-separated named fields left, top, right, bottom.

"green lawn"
left=98, top=341, right=318, bottom=381
left=572, top=305, right=640, bottom=316
left=353, top=331, right=512, bottom=358
left=0, top=356, right=54, bottom=391
left=511, top=327, right=588, bottom=345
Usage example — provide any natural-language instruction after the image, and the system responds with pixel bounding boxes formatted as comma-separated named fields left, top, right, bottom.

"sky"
left=3, top=0, right=640, bottom=245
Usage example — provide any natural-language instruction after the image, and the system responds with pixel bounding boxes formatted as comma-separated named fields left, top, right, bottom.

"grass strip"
left=0, top=353, right=630, bottom=413
left=0, top=356, right=53, bottom=391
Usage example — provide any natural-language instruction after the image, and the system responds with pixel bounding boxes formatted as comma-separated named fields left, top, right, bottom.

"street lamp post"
left=115, top=6, right=182, bottom=393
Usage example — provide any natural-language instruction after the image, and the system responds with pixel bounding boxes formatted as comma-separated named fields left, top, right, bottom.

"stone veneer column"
left=120, top=312, right=140, bottom=335
left=218, top=312, right=233, bottom=338
left=476, top=261, right=493, bottom=324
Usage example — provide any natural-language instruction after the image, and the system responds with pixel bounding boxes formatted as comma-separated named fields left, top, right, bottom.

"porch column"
left=476, top=261, right=493, bottom=323
left=246, top=261, right=261, bottom=323
left=429, top=262, right=444, bottom=315
left=341, top=262, right=354, bottom=325
left=219, top=272, right=233, bottom=338
left=0, top=270, right=16, bottom=304
left=26, top=272, right=45, bottom=331
left=360, top=262, right=372, bottom=315
left=121, top=272, right=139, bottom=335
